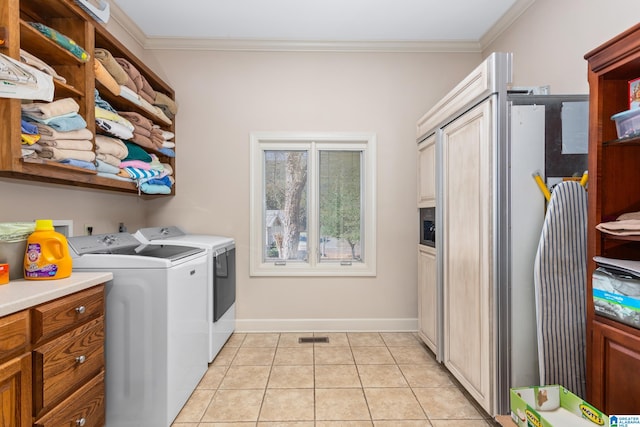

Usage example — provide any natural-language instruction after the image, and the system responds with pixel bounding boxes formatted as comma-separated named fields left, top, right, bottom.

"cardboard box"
left=510, top=385, right=608, bottom=427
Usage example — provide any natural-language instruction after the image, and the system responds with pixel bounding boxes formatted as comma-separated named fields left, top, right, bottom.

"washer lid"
left=123, top=244, right=204, bottom=261
left=68, top=232, right=204, bottom=261
left=136, top=226, right=186, bottom=243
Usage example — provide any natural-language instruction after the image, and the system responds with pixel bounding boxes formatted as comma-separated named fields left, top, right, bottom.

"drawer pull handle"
left=75, top=306, right=86, bottom=314
left=75, top=355, right=86, bottom=364
left=76, top=418, right=86, bottom=426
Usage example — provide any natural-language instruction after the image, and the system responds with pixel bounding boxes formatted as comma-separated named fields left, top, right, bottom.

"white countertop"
left=0, top=271, right=113, bottom=317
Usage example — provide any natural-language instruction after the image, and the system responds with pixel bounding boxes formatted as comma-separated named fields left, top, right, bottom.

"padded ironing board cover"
left=533, top=181, right=587, bottom=398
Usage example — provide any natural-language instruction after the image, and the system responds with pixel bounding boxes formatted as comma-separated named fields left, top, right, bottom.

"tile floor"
left=172, top=332, right=499, bottom=426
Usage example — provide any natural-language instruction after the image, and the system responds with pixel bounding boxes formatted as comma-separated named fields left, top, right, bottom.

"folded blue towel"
left=146, top=175, right=173, bottom=187
left=21, top=119, right=38, bottom=135
left=140, top=182, right=171, bottom=194
left=23, top=113, right=87, bottom=132
left=58, top=158, right=96, bottom=170
left=96, top=159, right=120, bottom=174
left=158, top=147, right=175, bottom=158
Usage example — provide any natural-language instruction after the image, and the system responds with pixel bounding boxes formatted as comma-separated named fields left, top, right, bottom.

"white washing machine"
left=68, top=232, right=209, bottom=427
left=135, top=226, right=236, bottom=362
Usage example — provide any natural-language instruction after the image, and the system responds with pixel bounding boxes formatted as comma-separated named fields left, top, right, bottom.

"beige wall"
left=484, top=0, right=640, bottom=94
left=2, top=1, right=638, bottom=331
left=143, top=50, right=481, bottom=331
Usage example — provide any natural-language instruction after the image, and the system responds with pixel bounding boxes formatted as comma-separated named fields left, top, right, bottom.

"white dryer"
left=68, top=232, right=208, bottom=427
left=135, top=226, right=236, bottom=362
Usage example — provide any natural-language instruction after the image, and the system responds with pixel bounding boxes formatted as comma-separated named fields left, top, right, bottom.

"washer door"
left=214, top=248, right=236, bottom=321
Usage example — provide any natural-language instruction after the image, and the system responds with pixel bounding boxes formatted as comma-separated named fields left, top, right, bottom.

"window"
left=250, top=132, right=376, bottom=276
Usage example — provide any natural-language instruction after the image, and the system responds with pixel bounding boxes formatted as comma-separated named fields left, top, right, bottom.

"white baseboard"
left=235, top=317, right=418, bottom=333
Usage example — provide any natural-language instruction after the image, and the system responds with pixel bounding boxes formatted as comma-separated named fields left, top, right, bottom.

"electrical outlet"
left=84, top=224, right=93, bottom=236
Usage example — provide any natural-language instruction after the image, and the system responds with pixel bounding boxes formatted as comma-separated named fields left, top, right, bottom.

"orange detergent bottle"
left=23, top=219, right=72, bottom=280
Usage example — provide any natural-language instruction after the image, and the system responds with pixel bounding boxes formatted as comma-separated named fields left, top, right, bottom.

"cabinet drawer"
left=34, top=369, right=105, bottom=427
left=33, top=316, right=104, bottom=414
left=31, top=285, right=104, bottom=345
left=0, top=310, right=30, bottom=362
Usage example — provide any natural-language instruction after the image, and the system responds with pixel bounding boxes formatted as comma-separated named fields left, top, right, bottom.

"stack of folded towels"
left=20, top=120, right=41, bottom=159
left=21, top=98, right=95, bottom=170
left=118, top=111, right=161, bottom=151
left=95, top=105, right=134, bottom=141
left=95, top=134, right=127, bottom=168
left=154, top=125, right=175, bottom=158
left=115, top=142, right=174, bottom=194
left=93, top=47, right=175, bottom=125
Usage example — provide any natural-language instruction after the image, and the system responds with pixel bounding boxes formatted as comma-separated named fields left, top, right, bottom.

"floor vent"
left=298, top=337, right=329, bottom=344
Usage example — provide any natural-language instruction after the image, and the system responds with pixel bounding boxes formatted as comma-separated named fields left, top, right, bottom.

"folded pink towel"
left=118, top=111, right=153, bottom=131
left=120, top=160, right=151, bottom=170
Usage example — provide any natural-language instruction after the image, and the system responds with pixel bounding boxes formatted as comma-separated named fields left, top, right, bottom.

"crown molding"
left=109, top=0, right=148, bottom=48
left=143, top=37, right=482, bottom=53
left=480, top=0, right=536, bottom=49
left=109, top=0, right=532, bottom=53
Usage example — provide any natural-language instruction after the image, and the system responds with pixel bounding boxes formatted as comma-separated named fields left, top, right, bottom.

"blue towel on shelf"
left=140, top=182, right=171, bottom=194
left=96, top=159, right=120, bottom=174
left=157, top=147, right=175, bottom=158
left=57, top=158, right=96, bottom=170
left=21, top=119, right=38, bottom=134
left=145, top=175, right=173, bottom=187
left=94, top=89, right=117, bottom=113
left=23, top=113, right=87, bottom=132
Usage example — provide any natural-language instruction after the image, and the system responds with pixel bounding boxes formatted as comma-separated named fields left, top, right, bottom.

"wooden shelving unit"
left=585, top=23, right=640, bottom=415
left=0, top=0, right=176, bottom=195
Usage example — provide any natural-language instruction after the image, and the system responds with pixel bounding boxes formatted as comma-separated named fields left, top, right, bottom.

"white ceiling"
left=110, top=0, right=532, bottom=51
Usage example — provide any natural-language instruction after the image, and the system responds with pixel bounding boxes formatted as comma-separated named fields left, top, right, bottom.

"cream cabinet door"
left=441, top=98, right=493, bottom=413
left=417, top=244, right=438, bottom=354
left=417, top=134, right=436, bottom=207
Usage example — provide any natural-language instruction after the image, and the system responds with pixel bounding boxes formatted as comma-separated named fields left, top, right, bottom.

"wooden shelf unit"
left=0, top=0, right=176, bottom=195
left=585, top=22, right=640, bottom=415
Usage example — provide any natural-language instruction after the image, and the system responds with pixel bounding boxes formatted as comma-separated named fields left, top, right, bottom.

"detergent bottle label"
left=24, top=243, right=59, bottom=278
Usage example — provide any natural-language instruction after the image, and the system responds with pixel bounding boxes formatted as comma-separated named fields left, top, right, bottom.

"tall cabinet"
left=417, top=133, right=438, bottom=355
left=584, top=23, right=640, bottom=415
left=416, top=53, right=556, bottom=416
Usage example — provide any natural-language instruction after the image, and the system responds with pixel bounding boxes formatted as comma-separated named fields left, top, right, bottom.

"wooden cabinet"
left=584, top=23, right=640, bottom=414
left=590, top=321, right=640, bottom=414
left=417, top=134, right=436, bottom=207
left=0, top=284, right=105, bottom=426
left=0, top=310, right=32, bottom=427
left=441, top=98, right=493, bottom=412
left=0, top=0, right=176, bottom=195
left=417, top=244, right=438, bottom=354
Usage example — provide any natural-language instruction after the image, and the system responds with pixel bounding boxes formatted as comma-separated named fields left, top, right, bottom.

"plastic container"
left=611, top=108, right=640, bottom=139
left=0, top=264, right=8, bottom=285
left=24, top=219, right=72, bottom=280
left=0, top=222, right=35, bottom=280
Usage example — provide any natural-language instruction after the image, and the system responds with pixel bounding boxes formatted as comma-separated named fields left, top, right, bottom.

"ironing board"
left=533, top=181, right=587, bottom=398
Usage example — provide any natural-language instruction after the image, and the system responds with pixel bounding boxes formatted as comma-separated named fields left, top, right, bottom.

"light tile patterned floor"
left=171, top=332, right=499, bottom=426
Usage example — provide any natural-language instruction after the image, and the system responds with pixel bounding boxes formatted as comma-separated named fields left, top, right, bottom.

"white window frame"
left=250, top=131, right=377, bottom=276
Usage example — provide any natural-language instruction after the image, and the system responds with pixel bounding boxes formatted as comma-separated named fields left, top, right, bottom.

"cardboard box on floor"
left=510, top=385, right=608, bottom=427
